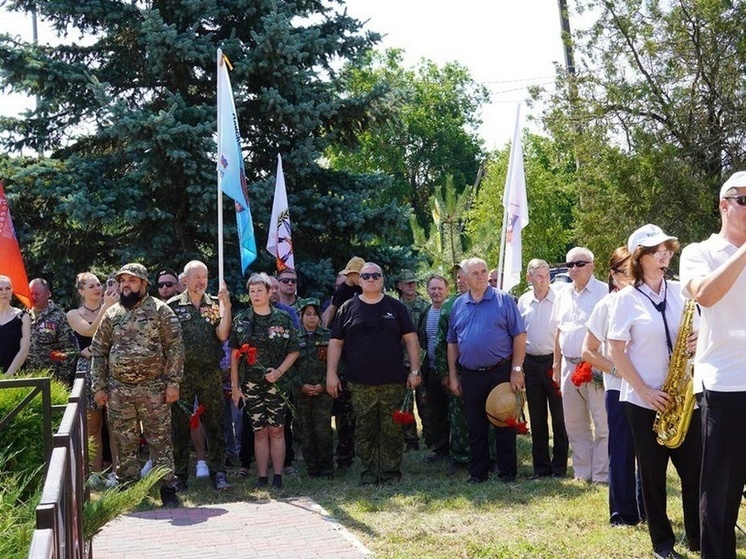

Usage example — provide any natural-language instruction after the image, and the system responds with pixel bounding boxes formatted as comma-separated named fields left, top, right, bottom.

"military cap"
left=115, top=263, right=150, bottom=283
left=398, top=269, right=417, bottom=283
left=298, top=297, right=321, bottom=313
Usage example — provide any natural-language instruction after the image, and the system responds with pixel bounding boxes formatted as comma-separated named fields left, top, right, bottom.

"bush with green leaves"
left=0, top=372, right=70, bottom=493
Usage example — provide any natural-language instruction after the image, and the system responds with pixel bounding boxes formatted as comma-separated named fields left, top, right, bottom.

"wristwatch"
left=512, top=365, right=523, bottom=373
left=409, top=370, right=421, bottom=377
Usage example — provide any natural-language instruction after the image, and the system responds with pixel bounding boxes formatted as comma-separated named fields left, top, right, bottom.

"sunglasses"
left=566, top=261, right=590, bottom=269
left=724, top=195, right=746, bottom=207
left=360, top=272, right=383, bottom=281
left=158, top=281, right=176, bottom=288
left=278, top=277, right=296, bottom=284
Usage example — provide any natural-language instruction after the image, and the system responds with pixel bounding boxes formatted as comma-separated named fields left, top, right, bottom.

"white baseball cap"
left=627, top=224, right=677, bottom=253
left=720, top=171, right=746, bottom=199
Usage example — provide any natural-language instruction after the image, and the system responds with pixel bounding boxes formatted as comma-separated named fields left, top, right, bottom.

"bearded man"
left=90, top=263, right=185, bottom=507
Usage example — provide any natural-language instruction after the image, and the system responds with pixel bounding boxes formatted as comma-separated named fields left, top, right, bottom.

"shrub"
left=0, top=372, right=70, bottom=493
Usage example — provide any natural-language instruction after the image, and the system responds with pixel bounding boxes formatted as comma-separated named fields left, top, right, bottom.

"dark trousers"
left=524, top=354, right=568, bottom=476
left=606, top=390, right=644, bottom=524
left=626, top=403, right=701, bottom=554
left=423, top=369, right=450, bottom=455
left=698, top=389, right=746, bottom=559
left=460, top=361, right=517, bottom=481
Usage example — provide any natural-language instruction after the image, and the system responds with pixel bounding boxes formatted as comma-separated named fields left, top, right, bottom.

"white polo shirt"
left=680, top=234, right=746, bottom=393
left=586, top=292, right=622, bottom=392
left=517, top=286, right=557, bottom=356
left=552, top=276, right=607, bottom=360
left=608, top=281, right=685, bottom=410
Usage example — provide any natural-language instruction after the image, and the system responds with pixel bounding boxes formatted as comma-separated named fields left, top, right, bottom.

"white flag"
left=266, top=154, right=295, bottom=271
left=501, top=105, right=529, bottom=292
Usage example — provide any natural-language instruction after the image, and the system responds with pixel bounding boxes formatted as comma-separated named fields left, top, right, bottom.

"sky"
left=0, top=1, right=572, bottom=150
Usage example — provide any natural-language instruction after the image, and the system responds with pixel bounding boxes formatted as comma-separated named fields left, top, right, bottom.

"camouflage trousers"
left=332, top=377, right=355, bottom=467
left=296, top=390, right=334, bottom=476
left=107, top=377, right=174, bottom=486
left=172, top=367, right=226, bottom=480
left=349, top=382, right=405, bottom=484
left=243, top=378, right=286, bottom=431
left=448, top=391, right=471, bottom=464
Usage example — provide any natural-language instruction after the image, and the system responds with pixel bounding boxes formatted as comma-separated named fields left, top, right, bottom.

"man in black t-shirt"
left=321, top=256, right=363, bottom=328
left=326, top=262, right=421, bottom=484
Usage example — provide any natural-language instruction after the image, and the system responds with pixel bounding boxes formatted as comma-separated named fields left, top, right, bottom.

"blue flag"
left=217, top=48, right=257, bottom=272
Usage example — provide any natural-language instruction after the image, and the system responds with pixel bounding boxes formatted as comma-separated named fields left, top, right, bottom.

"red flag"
left=0, top=182, right=31, bottom=308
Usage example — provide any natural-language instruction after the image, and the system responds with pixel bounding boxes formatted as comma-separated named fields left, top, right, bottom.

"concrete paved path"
left=93, top=497, right=371, bottom=558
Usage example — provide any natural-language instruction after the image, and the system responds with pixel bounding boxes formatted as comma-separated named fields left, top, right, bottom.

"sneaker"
left=653, top=549, right=684, bottom=559
left=159, top=486, right=180, bottom=508
left=195, top=460, right=209, bottom=478
left=283, top=466, right=298, bottom=476
left=172, top=478, right=188, bottom=492
left=213, top=471, right=231, bottom=491
left=140, top=459, right=153, bottom=477
left=466, top=476, right=487, bottom=484
left=272, top=474, right=283, bottom=490
left=104, top=472, right=119, bottom=488
left=254, top=476, right=268, bottom=489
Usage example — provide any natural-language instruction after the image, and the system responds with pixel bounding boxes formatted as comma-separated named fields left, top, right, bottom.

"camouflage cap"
left=398, top=269, right=417, bottom=283
left=298, top=297, right=321, bottom=312
left=115, top=263, right=150, bottom=283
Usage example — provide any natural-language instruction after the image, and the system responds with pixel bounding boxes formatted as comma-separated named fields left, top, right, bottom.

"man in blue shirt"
left=447, top=257, right=527, bottom=483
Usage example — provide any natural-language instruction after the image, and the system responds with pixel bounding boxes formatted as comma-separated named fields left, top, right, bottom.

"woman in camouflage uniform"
left=230, top=273, right=299, bottom=490
left=293, top=298, right=334, bottom=477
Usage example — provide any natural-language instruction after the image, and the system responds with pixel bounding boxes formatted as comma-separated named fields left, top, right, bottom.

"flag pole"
left=217, top=48, right=225, bottom=290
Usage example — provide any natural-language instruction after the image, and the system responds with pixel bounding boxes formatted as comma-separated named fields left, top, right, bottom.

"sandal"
left=238, top=467, right=251, bottom=477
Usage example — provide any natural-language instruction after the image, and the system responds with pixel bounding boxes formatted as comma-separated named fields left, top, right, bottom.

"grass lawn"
left=131, top=434, right=746, bottom=558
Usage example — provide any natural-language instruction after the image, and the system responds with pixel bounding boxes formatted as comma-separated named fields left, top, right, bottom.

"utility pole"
left=556, top=0, right=576, bottom=77
left=32, top=4, right=40, bottom=109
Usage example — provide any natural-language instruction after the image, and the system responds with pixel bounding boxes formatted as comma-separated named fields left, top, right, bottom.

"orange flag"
left=0, top=181, right=31, bottom=308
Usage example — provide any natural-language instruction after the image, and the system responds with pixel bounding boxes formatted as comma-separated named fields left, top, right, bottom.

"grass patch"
left=130, top=435, right=746, bottom=558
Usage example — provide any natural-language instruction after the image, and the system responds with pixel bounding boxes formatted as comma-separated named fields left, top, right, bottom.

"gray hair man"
left=517, top=259, right=568, bottom=478
left=551, top=247, right=608, bottom=483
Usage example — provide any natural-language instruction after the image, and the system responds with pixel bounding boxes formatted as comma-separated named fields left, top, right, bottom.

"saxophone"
left=653, top=298, right=696, bottom=448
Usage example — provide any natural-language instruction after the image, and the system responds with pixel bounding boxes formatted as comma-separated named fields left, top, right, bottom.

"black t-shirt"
left=331, top=282, right=362, bottom=308
left=331, top=294, right=415, bottom=385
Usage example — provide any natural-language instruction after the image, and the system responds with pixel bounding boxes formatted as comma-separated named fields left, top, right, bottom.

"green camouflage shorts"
left=243, top=380, right=286, bottom=431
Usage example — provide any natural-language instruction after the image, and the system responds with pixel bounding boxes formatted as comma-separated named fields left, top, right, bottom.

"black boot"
left=160, top=486, right=180, bottom=508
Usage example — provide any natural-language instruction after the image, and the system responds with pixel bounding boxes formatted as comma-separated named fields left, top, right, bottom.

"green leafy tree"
left=467, top=132, right=576, bottom=271
left=327, top=48, right=489, bottom=228
left=536, top=0, right=746, bottom=254
left=0, top=0, right=414, bottom=301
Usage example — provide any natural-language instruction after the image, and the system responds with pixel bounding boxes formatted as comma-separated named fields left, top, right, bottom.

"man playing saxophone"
left=680, top=171, right=746, bottom=559
left=608, top=224, right=702, bottom=559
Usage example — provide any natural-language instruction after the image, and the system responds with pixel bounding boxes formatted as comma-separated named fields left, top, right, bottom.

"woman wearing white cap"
left=607, top=224, right=701, bottom=559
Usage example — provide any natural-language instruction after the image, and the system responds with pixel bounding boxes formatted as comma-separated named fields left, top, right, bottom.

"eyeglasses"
left=360, top=272, right=383, bottom=281
left=724, top=196, right=746, bottom=207
left=278, top=277, right=296, bottom=284
left=566, top=261, right=590, bottom=269
left=158, top=281, right=176, bottom=288
left=652, top=249, right=673, bottom=259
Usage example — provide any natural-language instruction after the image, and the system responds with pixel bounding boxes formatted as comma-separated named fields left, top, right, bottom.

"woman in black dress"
left=0, top=275, right=30, bottom=376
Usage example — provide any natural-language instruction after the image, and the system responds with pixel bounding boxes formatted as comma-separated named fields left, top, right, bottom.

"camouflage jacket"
left=291, top=326, right=331, bottom=388
left=230, top=306, right=300, bottom=389
left=401, top=295, right=429, bottom=368
left=167, top=292, right=224, bottom=370
left=433, top=293, right=461, bottom=378
left=27, top=301, right=78, bottom=382
left=90, top=296, right=184, bottom=391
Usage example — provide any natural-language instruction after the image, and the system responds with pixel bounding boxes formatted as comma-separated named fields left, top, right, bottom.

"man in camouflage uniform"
left=434, top=265, right=472, bottom=475
left=91, top=263, right=184, bottom=507
left=397, top=269, right=429, bottom=451
left=292, top=298, right=334, bottom=477
left=27, top=278, right=78, bottom=385
left=168, top=260, right=232, bottom=491
left=327, top=263, right=421, bottom=485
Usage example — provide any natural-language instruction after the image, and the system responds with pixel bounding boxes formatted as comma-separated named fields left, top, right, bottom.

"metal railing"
left=0, top=374, right=89, bottom=559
